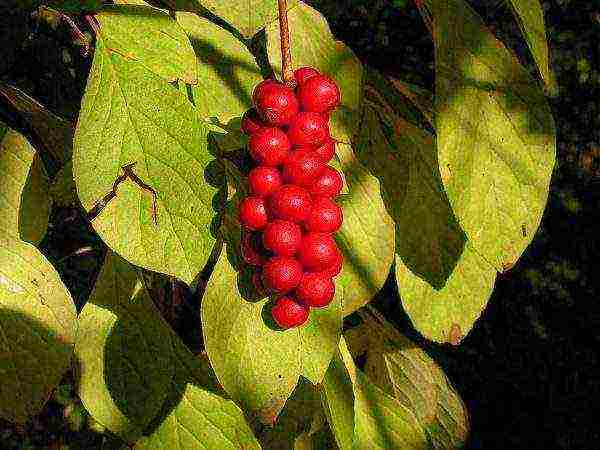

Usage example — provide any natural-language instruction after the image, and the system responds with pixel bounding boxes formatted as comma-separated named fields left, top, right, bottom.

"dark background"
left=1, top=0, right=599, bottom=449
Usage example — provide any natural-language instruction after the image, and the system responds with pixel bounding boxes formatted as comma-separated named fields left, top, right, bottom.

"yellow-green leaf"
left=74, top=37, right=219, bottom=284
left=0, top=125, right=51, bottom=244
left=0, top=238, right=76, bottom=423
left=97, top=4, right=198, bottom=83
left=266, top=2, right=363, bottom=143
left=432, top=0, right=556, bottom=271
left=336, top=143, right=395, bottom=315
left=75, top=252, right=175, bottom=443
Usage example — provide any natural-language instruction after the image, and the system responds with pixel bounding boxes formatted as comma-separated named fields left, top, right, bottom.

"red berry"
left=320, top=249, right=343, bottom=278
left=313, top=139, right=336, bottom=162
left=248, top=166, right=282, bottom=197
left=298, top=75, right=341, bottom=113
left=310, top=166, right=343, bottom=198
left=294, top=66, right=320, bottom=86
left=263, top=220, right=302, bottom=257
left=305, top=197, right=343, bottom=233
left=252, top=80, right=299, bottom=126
left=269, top=185, right=312, bottom=223
left=271, top=296, right=309, bottom=329
left=241, top=109, right=266, bottom=135
left=298, top=232, right=339, bottom=272
left=239, top=196, right=268, bottom=231
left=263, top=256, right=303, bottom=293
left=282, top=149, right=325, bottom=187
left=241, top=232, right=268, bottom=266
left=296, top=273, right=335, bottom=307
left=287, top=112, right=329, bottom=147
left=248, top=127, right=290, bottom=167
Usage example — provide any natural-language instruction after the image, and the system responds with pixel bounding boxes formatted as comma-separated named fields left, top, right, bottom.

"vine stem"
left=277, top=0, right=295, bottom=87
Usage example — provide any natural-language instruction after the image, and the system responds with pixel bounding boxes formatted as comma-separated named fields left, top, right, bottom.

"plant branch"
left=277, top=0, right=295, bottom=87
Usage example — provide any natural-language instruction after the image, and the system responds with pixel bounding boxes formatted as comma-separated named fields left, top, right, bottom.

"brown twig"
left=87, top=162, right=158, bottom=226
left=57, top=12, right=91, bottom=56
left=277, top=0, right=295, bottom=87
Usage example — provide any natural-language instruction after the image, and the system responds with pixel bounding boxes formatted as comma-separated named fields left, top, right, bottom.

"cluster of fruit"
left=238, top=67, right=344, bottom=329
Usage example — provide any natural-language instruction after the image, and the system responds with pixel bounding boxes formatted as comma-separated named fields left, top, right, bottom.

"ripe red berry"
left=263, top=256, right=303, bottom=293
left=252, top=80, right=299, bottom=126
left=296, top=273, right=335, bottom=307
left=239, top=196, right=268, bottom=231
left=263, top=220, right=302, bottom=257
left=294, top=66, right=320, bottom=86
left=320, top=249, right=343, bottom=278
left=313, top=139, right=336, bottom=162
left=241, top=109, right=266, bottom=135
left=241, top=232, right=268, bottom=266
left=310, top=166, right=343, bottom=198
left=248, top=127, right=290, bottom=167
left=271, top=296, right=309, bottom=329
left=287, top=112, right=329, bottom=147
left=298, top=232, right=340, bottom=272
left=269, top=184, right=312, bottom=223
left=282, top=149, right=325, bottom=187
left=298, top=75, right=341, bottom=114
left=248, top=166, right=282, bottom=197
left=305, top=197, right=343, bottom=233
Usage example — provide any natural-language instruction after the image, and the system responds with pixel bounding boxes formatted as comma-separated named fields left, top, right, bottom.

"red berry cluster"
left=238, top=67, right=344, bottom=330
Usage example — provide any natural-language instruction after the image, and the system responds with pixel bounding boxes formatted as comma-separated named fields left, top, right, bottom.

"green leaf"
left=202, top=246, right=302, bottom=425
left=75, top=252, right=175, bottom=443
left=73, top=36, right=219, bottom=284
left=395, top=247, right=495, bottom=345
left=339, top=338, right=429, bottom=450
left=134, top=332, right=261, bottom=450
left=0, top=238, right=76, bottom=423
left=320, top=348, right=355, bottom=450
left=506, top=0, right=555, bottom=91
left=0, top=125, right=51, bottom=245
left=266, top=2, right=363, bottom=143
left=355, top=88, right=496, bottom=344
left=175, top=11, right=262, bottom=146
left=335, top=143, right=395, bottom=315
left=432, top=0, right=556, bottom=271
left=199, top=0, right=297, bottom=38
left=96, top=5, right=198, bottom=84
left=202, top=162, right=342, bottom=424
left=348, top=308, right=469, bottom=449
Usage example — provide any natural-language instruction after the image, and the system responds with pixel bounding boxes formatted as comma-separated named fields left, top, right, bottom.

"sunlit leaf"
left=96, top=4, right=198, bottom=83
left=334, top=338, right=429, bottom=449
left=355, top=87, right=496, bottom=344
left=266, top=2, right=363, bottom=143
left=0, top=124, right=51, bottom=245
left=432, top=0, right=556, bottom=271
left=75, top=252, right=175, bottom=443
left=335, top=143, right=395, bottom=315
left=176, top=12, right=262, bottom=140
left=0, top=238, right=76, bottom=423
left=134, top=333, right=261, bottom=450
left=200, top=0, right=298, bottom=38
left=347, top=308, right=470, bottom=448
left=74, top=36, right=219, bottom=284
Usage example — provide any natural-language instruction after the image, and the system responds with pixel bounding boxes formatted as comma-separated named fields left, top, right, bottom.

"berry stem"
left=277, top=0, right=295, bottom=87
